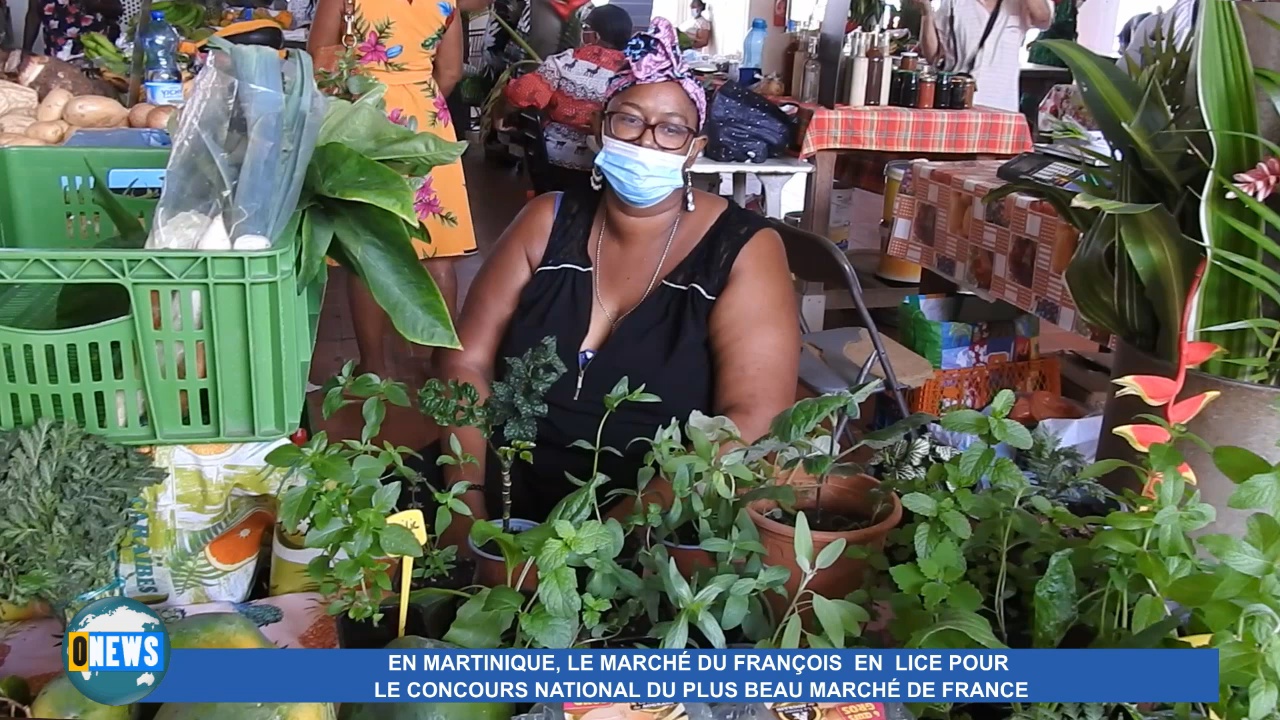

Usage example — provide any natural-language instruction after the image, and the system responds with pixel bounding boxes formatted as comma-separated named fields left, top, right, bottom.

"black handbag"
left=702, top=81, right=796, bottom=164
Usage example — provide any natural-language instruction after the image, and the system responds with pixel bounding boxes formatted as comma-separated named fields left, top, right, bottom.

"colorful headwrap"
left=606, top=17, right=708, bottom=128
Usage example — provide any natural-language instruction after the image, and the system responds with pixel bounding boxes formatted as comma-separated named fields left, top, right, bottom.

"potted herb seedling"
left=419, top=336, right=567, bottom=591
left=746, top=380, right=928, bottom=621
left=0, top=419, right=164, bottom=625
left=640, top=412, right=778, bottom=575
left=268, top=366, right=474, bottom=647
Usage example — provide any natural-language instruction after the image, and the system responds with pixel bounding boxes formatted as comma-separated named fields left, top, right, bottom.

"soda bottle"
left=140, top=11, right=184, bottom=107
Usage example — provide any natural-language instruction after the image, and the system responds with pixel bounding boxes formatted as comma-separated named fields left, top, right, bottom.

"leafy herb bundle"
left=0, top=419, right=163, bottom=621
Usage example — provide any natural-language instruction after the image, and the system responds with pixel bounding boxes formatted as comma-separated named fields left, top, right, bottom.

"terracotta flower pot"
left=1098, top=341, right=1280, bottom=538
left=469, top=518, right=539, bottom=592
left=748, top=473, right=902, bottom=623
left=662, top=539, right=715, bottom=577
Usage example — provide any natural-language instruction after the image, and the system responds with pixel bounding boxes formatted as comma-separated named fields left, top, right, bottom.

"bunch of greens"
left=297, top=79, right=468, bottom=349
left=0, top=419, right=163, bottom=622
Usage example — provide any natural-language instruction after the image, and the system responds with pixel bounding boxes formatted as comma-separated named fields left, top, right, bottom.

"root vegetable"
left=36, top=87, right=72, bottom=122
left=0, top=113, right=37, bottom=134
left=146, top=105, right=176, bottom=130
left=16, top=54, right=117, bottom=99
left=25, top=120, right=67, bottom=144
left=63, top=95, right=129, bottom=128
left=0, top=133, right=47, bottom=147
left=0, top=80, right=39, bottom=117
left=128, top=103, right=156, bottom=128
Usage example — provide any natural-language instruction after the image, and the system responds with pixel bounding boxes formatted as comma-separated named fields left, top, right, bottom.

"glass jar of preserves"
left=917, top=69, right=937, bottom=109
left=899, top=70, right=920, bottom=108
left=934, top=72, right=953, bottom=108
left=899, top=51, right=919, bottom=72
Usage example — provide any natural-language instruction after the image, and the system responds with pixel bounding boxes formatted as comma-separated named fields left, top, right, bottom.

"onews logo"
left=63, top=597, right=170, bottom=706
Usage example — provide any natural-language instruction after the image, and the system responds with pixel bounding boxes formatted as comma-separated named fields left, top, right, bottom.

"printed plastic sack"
left=899, top=294, right=1039, bottom=370
left=118, top=441, right=291, bottom=607
left=269, top=525, right=325, bottom=596
left=703, top=81, right=795, bottom=164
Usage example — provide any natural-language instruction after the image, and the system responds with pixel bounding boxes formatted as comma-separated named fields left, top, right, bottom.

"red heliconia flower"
left=1141, top=462, right=1197, bottom=500
left=1166, top=391, right=1220, bottom=426
left=1113, top=374, right=1181, bottom=407
left=1114, top=424, right=1173, bottom=453
left=1182, top=341, right=1225, bottom=369
left=1227, top=156, right=1280, bottom=203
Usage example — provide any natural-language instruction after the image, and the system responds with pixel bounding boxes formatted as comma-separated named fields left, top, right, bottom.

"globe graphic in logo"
left=64, top=597, right=169, bottom=706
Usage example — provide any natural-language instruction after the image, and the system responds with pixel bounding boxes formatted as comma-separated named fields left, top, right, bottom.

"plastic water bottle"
left=140, top=11, right=184, bottom=107
left=743, top=17, right=767, bottom=70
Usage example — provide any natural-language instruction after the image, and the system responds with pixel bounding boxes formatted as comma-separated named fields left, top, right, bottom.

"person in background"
left=504, top=4, right=633, bottom=193
left=1026, top=0, right=1081, bottom=67
left=1121, top=0, right=1196, bottom=67
left=914, top=0, right=1053, bottom=111
left=435, top=17, right=799, bottom=547
left=310, top=0, right=477, bottom=382
left=680, top=0, right=712, bottom=51
left=24, top=0, right=119, bottom=59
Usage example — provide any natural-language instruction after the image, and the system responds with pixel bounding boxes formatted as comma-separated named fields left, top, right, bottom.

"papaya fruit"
left=338, top=637, right=514, bottom=720
left=153, top=703, right=336, bottom=720
left=166, top=613, right=276, bottom=649
left=29, top=675, right=134, bottom=720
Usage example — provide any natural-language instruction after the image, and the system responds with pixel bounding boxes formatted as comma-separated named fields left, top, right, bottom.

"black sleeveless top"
left=489, top=189, right=770, bottom=522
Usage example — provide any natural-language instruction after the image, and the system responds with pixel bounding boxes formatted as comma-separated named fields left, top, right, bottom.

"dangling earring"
left=590, top=166, right=603, bottom=192
left=684, top=170, right=696, bottom=212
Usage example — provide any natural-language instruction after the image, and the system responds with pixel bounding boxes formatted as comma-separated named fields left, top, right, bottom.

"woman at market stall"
left=309, top=0, right=478, bottom=381
left=434, top=17, right=799, bottom=547
left=503, top=4, right=634, bottom=194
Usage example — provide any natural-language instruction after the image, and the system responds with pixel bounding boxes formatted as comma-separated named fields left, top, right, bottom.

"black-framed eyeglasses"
left=604, top=111, right=696, bottom=151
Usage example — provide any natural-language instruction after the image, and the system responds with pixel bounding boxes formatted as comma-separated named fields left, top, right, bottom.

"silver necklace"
left=593, top=209, right=682, bottom=330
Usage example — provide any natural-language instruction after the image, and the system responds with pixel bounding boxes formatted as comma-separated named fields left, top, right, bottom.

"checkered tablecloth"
left=794, top=104, right=1035, bottom=157
left=887, top=159, right=1108, bottom=342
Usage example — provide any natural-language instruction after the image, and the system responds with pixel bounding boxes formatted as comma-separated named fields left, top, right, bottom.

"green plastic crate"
left=0, top=147, right=325, bottom=445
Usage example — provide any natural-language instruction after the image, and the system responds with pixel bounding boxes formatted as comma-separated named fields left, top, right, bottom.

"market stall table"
left=793, top=103, right=1035, bottom=236
left=689, top=156, right=814, bottom=220
left=886, top=158, right=1107, bottom=342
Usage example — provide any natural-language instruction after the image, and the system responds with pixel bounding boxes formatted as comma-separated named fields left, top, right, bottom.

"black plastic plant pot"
left=338, top=603, right=442, bottom=649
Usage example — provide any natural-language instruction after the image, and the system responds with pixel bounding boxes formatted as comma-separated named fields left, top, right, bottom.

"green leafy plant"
left=298, top=80, right=469, bottom=350
left=0, top=419, right=163, bottom=624
left=269, top=364, right=469, bottom=622
left=764, top=511, right=870, bottom=649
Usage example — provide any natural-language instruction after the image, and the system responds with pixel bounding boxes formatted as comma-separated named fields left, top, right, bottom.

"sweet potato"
left=146, top=105, right=176, bottom=130
left=128, top=103, right=156, bottom=128
left=26, top=120, right=68, bottom=144
left=0, top=133, right=47, bottom=147
left=63, top=95, right=129, bottom=128
left=36, top=88, right=73, bottom=122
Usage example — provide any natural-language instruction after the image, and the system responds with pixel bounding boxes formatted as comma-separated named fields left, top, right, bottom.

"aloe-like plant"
left=996, top=0, right=1280, bottom=385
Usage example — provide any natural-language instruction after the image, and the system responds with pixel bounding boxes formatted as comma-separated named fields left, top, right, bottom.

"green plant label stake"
left=386, top=509, right=428, bottom=638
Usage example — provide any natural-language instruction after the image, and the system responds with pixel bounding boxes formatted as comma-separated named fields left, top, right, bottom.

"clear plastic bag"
left=147, top=41, right=325, bottom=252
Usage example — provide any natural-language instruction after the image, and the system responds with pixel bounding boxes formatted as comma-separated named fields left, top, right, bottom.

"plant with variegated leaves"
left=1110, top=260, right=1226, bottom=498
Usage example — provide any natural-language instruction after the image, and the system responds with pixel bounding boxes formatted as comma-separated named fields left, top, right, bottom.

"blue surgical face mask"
left=594, top=136, right=690, bottom=208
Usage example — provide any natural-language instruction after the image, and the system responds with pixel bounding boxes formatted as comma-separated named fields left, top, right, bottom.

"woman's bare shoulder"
left=503, top=192, right=563, bottom=271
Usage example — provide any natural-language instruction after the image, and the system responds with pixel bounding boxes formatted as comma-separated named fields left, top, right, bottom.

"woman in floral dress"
left=310, top=0, right=480, bottom=379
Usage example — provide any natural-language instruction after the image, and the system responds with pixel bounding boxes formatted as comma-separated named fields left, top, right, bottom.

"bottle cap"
left=752, top=18, right=767, bottom=29
left=150, top=10, right=164, bottom=20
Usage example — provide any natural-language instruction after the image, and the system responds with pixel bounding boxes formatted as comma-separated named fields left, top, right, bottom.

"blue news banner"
left=146, top=649, right=1219, bottom=704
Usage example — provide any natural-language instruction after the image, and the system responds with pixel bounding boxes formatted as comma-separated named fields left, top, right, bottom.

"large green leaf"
left=1064, top=213, right=1151, bottom=350
left=328, top=201, right=459, bottom=348
left=1032, top=550, right=1077, bottom=648
left=1117, top=206, right=1202, bottom=360
left=299, top=206, right=335, bottom=289
left=307, top=143, right=418, bottom=225
left=317, top=90, right=466, bottom=173
left=1195, top=0, right=1264, bottom=377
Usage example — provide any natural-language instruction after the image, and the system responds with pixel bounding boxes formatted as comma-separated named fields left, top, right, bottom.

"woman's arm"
left=434, top=11, right=464, bottom=98
left=1017, top=0, right=1053, bottom=30
left=307, top=0, right=343, bottom=54
left=434, top=192, right=559, bottom=550
left=708, top=227, right=801, bottom=444
left=689, top=20, right=710, bottom=49
left=22, top=1, right=40, bottom=53
left=915, top=0, right=944, bottom=66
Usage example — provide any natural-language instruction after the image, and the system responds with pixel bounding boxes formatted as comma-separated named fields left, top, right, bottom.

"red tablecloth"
left=887, top=159, right=1108, bottom=343
left=793, top=103, right=1035, bottom=158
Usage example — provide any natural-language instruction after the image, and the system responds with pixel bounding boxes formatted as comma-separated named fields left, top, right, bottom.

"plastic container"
left=910, top=356, right=1062, bottom=414
left=0, top=147, right=324, bottom=445
left=140, top=11, right=184, bottom=107
left=743, top=17, right=767, bottom=70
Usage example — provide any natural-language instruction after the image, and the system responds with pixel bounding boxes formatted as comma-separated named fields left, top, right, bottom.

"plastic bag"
left=117, top=441, right=291, bottom=606
left=148, top=40, right=324, bottom=252
left=703, top=81, right=796, bottom=164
